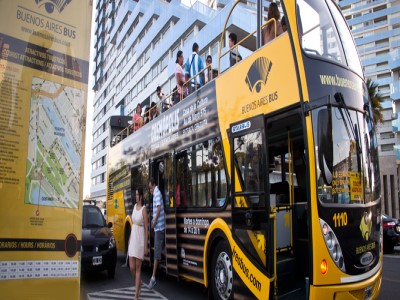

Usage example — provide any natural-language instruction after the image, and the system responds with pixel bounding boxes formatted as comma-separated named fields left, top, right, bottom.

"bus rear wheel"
left=210, top=240, right=233, bottom=300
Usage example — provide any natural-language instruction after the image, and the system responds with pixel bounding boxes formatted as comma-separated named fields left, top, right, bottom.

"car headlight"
left=320, top=218, right=346, bottom=273
left=109, top=236, right=116, bottom=248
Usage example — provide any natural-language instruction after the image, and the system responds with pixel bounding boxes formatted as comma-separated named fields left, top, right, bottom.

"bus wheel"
left=210, top=240, right=233, bottom=300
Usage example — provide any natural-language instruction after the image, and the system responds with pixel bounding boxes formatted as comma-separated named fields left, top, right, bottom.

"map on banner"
left=25, top=77, right=84, bottom=209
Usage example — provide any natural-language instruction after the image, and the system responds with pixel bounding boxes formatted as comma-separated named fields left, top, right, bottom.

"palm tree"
left=366, top=78, right=384, bottom=124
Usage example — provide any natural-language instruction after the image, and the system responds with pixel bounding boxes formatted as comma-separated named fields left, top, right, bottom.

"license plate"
left=93, top=256, right=102, bottom=266
left=365, top=286, right=372, bottom=300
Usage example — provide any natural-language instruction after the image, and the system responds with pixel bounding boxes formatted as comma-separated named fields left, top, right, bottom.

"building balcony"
left=97, top=38, right=105, bottom=52
left=99, top=9, right=106, bottom=22
left=391, top=81, right=400, bottom=102
left=364, top=65, right=390, bottom=76
left=389, top=48, right=400, bottom=71
left=360, top=41, right=389, bottom=54
left=106, top=1, right=116, bottom=17
left=352, top=20, right=388, bottom=35
left=110, top=0, right=137, bottom=44
left=362, top=54, right=388, bottom=66
left=96, top=53, right=104, bottom=67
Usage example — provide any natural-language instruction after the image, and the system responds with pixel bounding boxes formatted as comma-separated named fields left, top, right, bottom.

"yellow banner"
left=0, top=0, right=92, bottom=299
left=349, top=171, right=363, bottom=202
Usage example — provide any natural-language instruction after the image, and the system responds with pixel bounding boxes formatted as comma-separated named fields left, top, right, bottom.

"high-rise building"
left=90, top=0, right=269, bottom=205
left=339, top=0, right=400, bottom=218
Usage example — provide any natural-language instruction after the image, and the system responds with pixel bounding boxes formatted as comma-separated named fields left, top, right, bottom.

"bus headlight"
left=326, top=232, right=334, bottom=249
left=320, top=218, right=346, bottom=273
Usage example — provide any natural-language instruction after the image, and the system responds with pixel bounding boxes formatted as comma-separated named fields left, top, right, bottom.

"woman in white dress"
left=128, top=187, right=149, bottom=300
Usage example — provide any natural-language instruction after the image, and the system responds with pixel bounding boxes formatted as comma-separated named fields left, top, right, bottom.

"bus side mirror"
left=317, top=108, right=333, bottom=185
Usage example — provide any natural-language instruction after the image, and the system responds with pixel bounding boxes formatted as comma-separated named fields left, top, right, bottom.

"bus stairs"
left=272, top=205, right=308, bottom=299
left=274, top=251, right=306, bottom=299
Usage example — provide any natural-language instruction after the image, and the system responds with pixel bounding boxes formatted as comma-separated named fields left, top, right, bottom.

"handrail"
left=218, top=0, right=277, bottom=74
left=218, top=0, right=240, bottom=73
left=269, top=206, right=278, bottom=297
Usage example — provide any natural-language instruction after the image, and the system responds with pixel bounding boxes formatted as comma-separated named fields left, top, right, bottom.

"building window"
left=381, top=144, right=394, bottom=152
left=183, top=30, right=194, bottom=46
left=380, top=132, right=395, bottom=139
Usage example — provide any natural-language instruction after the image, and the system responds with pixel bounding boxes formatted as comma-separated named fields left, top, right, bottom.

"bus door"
left=230, top=112, right=309, bottom=297
left=150, top=154, right=178, bottom=276
left=229, top=115, right=272, bottom=288
left=266, top=111, right=309, bottom=296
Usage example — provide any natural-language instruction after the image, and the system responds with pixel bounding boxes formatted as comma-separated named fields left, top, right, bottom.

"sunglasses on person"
left=207, top=60, right=212, bottom=63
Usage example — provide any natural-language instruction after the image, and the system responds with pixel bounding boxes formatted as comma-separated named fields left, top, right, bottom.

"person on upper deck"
left=132, top=103, right=143, bottom=132
left=281, top=15, right=287, bottom=32
left=175, top=50, right=186, bottom=104
left=185, top=42, right=205, bottom=94
left=228, top=32, right=242, bottom=67
left=144, top=106, right=150, bottom=125
left=205, top=55, right=213, bottom=83
left=156, top=86, right=171, bottom=113
left=262, top=2, right=283, bottom=45
left=149, top=101, right=158, bottom=121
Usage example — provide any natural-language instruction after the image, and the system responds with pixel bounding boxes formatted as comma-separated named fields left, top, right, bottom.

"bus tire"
left=210, top=240, right=233, bottom=300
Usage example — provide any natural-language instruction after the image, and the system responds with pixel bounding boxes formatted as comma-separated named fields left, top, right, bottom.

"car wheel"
left=210, top=240, right=233, bottom=300
left=108, top=265, right=116, bottom=279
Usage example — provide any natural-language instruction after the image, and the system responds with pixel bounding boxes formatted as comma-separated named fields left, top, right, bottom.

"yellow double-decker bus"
left=106, top=1, right=382, bottom=299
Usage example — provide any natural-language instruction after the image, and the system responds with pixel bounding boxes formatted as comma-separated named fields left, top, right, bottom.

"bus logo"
left=245, top=57, right=272, bottom=93
left=359, top=211, right=372, bottom=241
left=35, top=0, right=72, bottom=14
left=360, top=251, right=373, bottom=266
left=232, top=121, right=251, bottom=133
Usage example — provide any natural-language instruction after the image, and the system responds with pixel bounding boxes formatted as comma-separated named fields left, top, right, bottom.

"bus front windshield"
left=312, top=105, right=380, bottom=205
left=297, top=0, right=363, bottom=77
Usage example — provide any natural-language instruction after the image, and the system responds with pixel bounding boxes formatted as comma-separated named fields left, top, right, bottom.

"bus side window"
left=175, top=138, right=227, bottom=209
left=176, top=152, right=189, bottom=208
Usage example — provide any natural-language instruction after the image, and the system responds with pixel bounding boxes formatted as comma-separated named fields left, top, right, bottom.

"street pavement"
left=81, top=253, right=208, bottom=300
left=82, top=248, right=400, bottom=300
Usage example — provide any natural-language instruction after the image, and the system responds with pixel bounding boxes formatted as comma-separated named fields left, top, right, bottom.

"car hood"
left=82, top=227, right=112, bottom=244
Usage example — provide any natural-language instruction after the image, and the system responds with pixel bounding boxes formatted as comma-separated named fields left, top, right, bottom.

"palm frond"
left=367, top=78, right=384, bottom=124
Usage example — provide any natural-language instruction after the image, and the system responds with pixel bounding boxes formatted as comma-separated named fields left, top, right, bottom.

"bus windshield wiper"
left=334, top=92, right=361, bottom=171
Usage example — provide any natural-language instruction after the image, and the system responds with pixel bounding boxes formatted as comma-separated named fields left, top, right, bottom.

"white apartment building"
left=90, top=0, right=272, bottom=204
left=340, top=0, right=400, bottom=218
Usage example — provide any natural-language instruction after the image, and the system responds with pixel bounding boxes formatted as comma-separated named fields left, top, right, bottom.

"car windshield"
left=83, top=207, right=105, bottom=227
left=312, top=105, right=380, bottom=205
